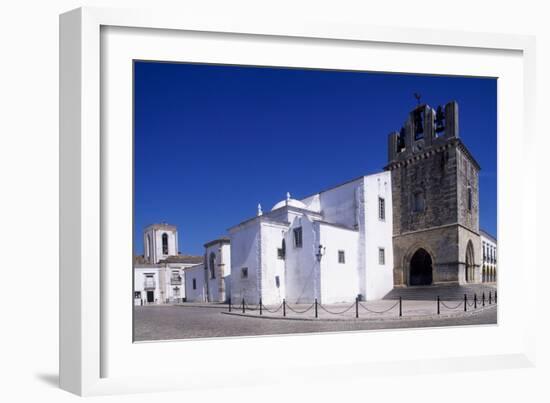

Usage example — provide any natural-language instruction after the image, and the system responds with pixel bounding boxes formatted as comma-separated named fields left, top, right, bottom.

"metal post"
left=228, top=297, right=232, bottom=312
left=259, top=298, right=262, bottom=315
left=489, top=292, right=492, bottom=305
left=482, top=293, right=485, bottom=307
left=464, top=294, right=467, bottom=312
left=315, top=298, right=318, bottom=318
left=242, top=298, right=245, bottom=313
left=355, top=297, right=359, bottom=319
left=399, top=296, right=402, bottom=317
left=495, top=291, right=497, bottom=304
left=437, top=296, right=440, bottom=315
left=474, top=294, right=477, bottom=309
left=283, top=299, right=286, bottom=317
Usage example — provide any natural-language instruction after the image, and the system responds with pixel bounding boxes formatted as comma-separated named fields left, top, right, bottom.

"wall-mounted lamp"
left=316, top=244, right=326, bottom=262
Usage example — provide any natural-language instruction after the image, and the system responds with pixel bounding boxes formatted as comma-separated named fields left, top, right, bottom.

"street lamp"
left=316, top=244, right=326, bottom=262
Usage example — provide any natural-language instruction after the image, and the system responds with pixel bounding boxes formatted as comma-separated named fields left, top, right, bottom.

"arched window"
left=209, top=252, right=216, bottom=279
left=162, top=233, right=169, bottom=255
left=146, top=234, right=151, bottom=260
left=465, top=241, right=475, bottom=283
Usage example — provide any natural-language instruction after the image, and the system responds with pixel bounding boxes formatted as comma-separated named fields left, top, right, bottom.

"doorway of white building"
left=147, top=291, right=154, bottom=303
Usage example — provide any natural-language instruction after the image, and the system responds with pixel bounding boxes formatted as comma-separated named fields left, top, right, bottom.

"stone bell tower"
left=385, top=101, right=481, bottom=287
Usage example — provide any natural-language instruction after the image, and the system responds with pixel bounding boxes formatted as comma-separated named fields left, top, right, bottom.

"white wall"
left=363, top=172, right=394, bottom=300
left=318, top=223, right=360, bottom=304
left=205, top=242, right=231, bottom=302
left=284, top=215, right=319, bottom=304
left=229, top=220, right=262, bottom=304
left=184, top=264, right=206, bottom=302
left=259, top=222, right=287, bottom=305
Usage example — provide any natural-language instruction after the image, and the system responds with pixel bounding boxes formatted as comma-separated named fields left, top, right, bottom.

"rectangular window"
left=378, top=197, right=385, bottom=220
left=275, top=276, right=280, bottom=288
left=378, top=248, right=385, bottom=265
left=467, top=186, right=472, bottom=211
left=192, top=278, right=196, bottom=290
left=293, top=227, right=303, bottom=248
left=241, top=267, right=248, bottom=279
left=134, top=291, right=141, bottom=299
left=338, top=250, right=345, bottom=264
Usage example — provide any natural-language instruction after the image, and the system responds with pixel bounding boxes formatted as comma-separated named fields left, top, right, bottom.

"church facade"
left=229, top=171, right=394, bottom=305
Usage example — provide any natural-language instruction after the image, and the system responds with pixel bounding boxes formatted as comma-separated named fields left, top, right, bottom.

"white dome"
left=271, top=198, right=307, bottom=211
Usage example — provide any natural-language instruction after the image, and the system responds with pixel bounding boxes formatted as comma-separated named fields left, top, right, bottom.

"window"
left=467, top=186, right=472, bottom=211
left=173, top=287, right=180, bottom=297
left=413, top=191, right=425, bottom=212
left=275, top=276, right=280, bottom=288
left=378, top=248, right=385, bottom=265
left=134, top=291, right=141, bottom=299
left=241, top=267, right=248, bottom=279
left=338, top=250, right=345, bottom=264
left=209, top=252, right=216, bottom=279
left=192, top=278, right=197, bottom=290
left=277, top=239, right=286, bottom=259
left=378, top=197, right=385, bottom=220
left=293, top=227, right=303, bottom=248
left=162, top=233, right=169, bottom=255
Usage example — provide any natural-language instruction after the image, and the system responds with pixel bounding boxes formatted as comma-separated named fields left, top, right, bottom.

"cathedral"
left=134, top=101, right=496, bottom=306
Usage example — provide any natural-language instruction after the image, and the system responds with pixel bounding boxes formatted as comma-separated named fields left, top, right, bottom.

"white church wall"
left=205, top=242, right=232, bottom=303
left=259, top=222, right=287, bottom=305
left=363, top=172, right=394, bottom=300
left=300, top=193, right=321, bottom=212
left=318, top=223, right=360, bottom=304
left=184, top=263, right=206, bottom=302
left=284, top=215, right=319, bottom=304
left=229, top=221, right=262, bottom=304
left=316, top=177, right=363, bottom=229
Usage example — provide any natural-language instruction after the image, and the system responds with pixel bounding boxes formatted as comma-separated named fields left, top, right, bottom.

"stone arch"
left=402, top=243, right=436, bottom=286
left=465, top=240, right=475, bottom=283
left=408, top=248, right=434, bottom=286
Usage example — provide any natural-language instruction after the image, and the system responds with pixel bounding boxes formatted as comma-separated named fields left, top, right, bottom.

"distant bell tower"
left=385, top=101, right=481, bottom=286
left=143, top=223, right=179, bottom=264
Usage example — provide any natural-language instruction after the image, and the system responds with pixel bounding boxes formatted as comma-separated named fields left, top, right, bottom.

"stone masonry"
left=385, top=101, right=481, bottom=286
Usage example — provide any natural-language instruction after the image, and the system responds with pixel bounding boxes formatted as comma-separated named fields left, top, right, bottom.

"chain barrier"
left=261, top=303, right=284, bottom=314
left=359, top=300, right=400, bottom=314
left=318, top=302, right=356, bottom=315
left=285, top=302, right=316, bottom=314
left=440, top=300, right=463, bottom=310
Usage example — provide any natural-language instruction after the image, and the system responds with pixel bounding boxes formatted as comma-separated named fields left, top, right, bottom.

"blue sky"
left=134, top=61, right=497, bottom=255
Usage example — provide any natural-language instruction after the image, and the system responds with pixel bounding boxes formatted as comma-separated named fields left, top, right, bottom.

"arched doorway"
left=409, top=248, right=433, bottom=286
left=465, top=241, right=475, bottom=283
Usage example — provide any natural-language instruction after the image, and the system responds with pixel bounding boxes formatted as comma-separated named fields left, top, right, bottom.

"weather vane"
left=414, top=92, right=422, bottom=105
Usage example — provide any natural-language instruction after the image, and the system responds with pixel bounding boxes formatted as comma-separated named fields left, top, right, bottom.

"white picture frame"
left=60, top=6, right=537, bottom=396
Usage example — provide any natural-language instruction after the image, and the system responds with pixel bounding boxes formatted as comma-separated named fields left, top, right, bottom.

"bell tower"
left=385, top=101, right=481, bottom=286
left=143, top=223, right=179, bottom=264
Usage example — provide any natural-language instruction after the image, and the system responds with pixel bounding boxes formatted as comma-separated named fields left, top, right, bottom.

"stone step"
left=383, top=284, right=497, bottom=301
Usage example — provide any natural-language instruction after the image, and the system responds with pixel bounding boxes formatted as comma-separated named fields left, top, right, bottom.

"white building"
left=228, top=171, right=394, bottom=305
left=134, top=223, right=203, bottom=305
left=480, top=230, right=497, bottom=283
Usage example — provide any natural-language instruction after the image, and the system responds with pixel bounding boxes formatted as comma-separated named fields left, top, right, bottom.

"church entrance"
left=409, top=248, right=433, bottom=286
